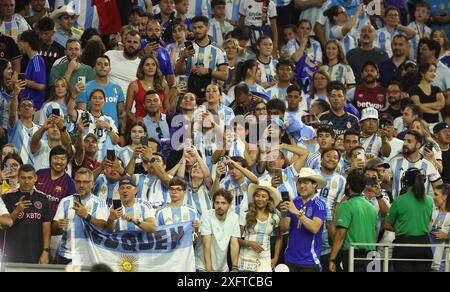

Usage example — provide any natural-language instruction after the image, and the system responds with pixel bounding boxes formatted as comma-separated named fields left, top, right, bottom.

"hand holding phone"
left=77, top=76, right=86, bottom=88
left=140, top=136, right=149, bottom=146
left=281, top=191, right=290, bottom=202
left=107, top=149, right=116, bottom=162
left=52, top=108, right=60, bottom=117
left=113, top=199, right=122, bottom=210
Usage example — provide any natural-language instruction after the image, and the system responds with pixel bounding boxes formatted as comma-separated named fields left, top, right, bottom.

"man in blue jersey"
left=93, top=156, right=126, bottom=207
left=105, top=176, right=156, bottom=233
left=8, top=83, right=40, bottom=165
left=305, top=125, right=335, bottom=170
left=175, top=16, right=228, bottom=81
left=17, top=30, right=46, bottom=110
left=52, top=167, right=109, bottom=264
left=279, top=168, right=328, bottom=272
left=76, top=55, right=126, bottom=143
left=156, top=177, right=199, bottom=233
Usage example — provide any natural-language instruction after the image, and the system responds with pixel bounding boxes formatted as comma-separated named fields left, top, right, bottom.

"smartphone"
left=18, top=73, right=26, bottom=81
left=184, top=41, right=193, bottom=50
left=22, top=192, right=31, bottom=201
left=281, top=191, right=290, bottom=202
left=218, top=156, right=229, bottom=172
left=113, top=200, right=122, bottom=210
left=270, top=168, right=283, bottom=181
left=356, top=150, right=365, bottom=161
left=425, top=142, right=434, bottom=152
left=140, top=136, right=149, bottom=146
left=107, top=149, right=116, bottom=161
left=52, top=108, right=60, bottom=116
left=77, top=76, right=86, bottom=88
left=81, top=112, right=90, bottom=124
left=73, top=194, right=82, bottom=205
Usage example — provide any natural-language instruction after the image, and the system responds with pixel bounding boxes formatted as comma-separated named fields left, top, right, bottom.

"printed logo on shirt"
left=306, top=207, right=313, bottom=217
left=17, top=211, right=24, bottom=219
left=55, top=186, right=62, bottom=193
left=34, top=201, right=42, bottom=210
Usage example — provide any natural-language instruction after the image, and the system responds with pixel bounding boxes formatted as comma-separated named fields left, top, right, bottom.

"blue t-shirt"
left=285, top=196, right=327, bottom=266
left=21, top=54, right=46, bottom=110
left=140, top=41, right=175, bottom=77
left=77, top=81, right=125, bottom=127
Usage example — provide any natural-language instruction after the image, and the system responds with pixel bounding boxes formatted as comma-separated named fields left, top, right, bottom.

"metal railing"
left=349, top=243, right=450, bottom=272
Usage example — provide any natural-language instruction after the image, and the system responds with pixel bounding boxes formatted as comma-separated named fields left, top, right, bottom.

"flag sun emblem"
left=118, top=255, right=138, bottom=272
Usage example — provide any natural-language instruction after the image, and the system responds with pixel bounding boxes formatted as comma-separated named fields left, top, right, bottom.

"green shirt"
left=386, top=191, right=433, bottom=237
left=49, top=62, right=95, bottom=89
left=336, top=194, right=378, bottom=251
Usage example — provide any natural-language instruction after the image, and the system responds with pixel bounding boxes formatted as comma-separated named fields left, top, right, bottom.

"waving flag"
left=71, top=218, right=196, bottom=272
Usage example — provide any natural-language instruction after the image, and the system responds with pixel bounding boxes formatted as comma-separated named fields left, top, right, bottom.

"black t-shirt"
left=319, top=110, right=361, bottom=136
left=409, top=85, right=442, bottom=124
left=2, top=189, right=51, bottom=264
left=442, top=147, right=450, bottom=184
left=40, top=42, right=66, bottom=86
left=382, top=106, right=402, bottom=120
left=0, top=34, right=21, bottom=62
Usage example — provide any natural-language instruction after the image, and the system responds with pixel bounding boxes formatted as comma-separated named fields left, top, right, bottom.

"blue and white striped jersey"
left=360, top=134, right=382, bottom=156
left=186, top=0, right=211, bottom=18
left=329, top=25, right=358, bottom=55
left=54, top=194, right=109, bottom=259
left=266, top=85, right=290, bottom=105
left=74, top=110, right=119, bottom=162
left=226, top=0, right=241, bottom=21
left=209, top=18, right=234, bottom=48
left=118, top=146, right=141, bottom=169
left=316, top=169, right=346, bottom=214
left=54, top=0, right=99, bottom=31
left=389, top=155, right=441, bottom=199
left=321, top=63, right=356, bottom=86
left=186, top=41, right=227, bottom=76
left=259, top=165, right=300, bottom=200
left=8, top=119, right=40, bottom=165
left=305, top=150, right=321, bottom=170
left=407, top=22, right=431, bottom=59
left=0, top=14, right=31, bottom=41
left=281, top=38, right=322, bottom=64
left=156, top=205, right=198, bottom=226
left=112, top=199, right=155, bottom=232
left=220, top=175, right=252, bottom=216
left=376, top=28, right=404, bottom=58
left=228, top=139, right=246, bottom=159
left=134, top=174, right=171, bottom=209
left=193, top=132, right=219, bottom=175
left=184, top=184, right=213, bottom=218
left=93, top=174, right=120, bottom=208
left=226, top=82, right=268, bottom=106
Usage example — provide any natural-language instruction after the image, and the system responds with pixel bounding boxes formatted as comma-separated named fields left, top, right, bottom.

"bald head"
left=360, top=25, right=376, bottom=45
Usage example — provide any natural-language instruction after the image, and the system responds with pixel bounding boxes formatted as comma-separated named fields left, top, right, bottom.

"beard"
left=402, top=146, right=414, bottom=155
left=124, top=47, right=140, bottom=58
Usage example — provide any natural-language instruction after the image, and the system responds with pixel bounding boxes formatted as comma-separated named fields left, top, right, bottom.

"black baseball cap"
left=433, top=122, right=449, bottom=134
left=118, top=176, right=137, bottom=187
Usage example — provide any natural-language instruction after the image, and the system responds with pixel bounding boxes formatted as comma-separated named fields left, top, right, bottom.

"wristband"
left=59, top=126, right=67, bottom=132
left=85, top=214, right=92, bottom=222
left=43, top=248, right=50, bottom=253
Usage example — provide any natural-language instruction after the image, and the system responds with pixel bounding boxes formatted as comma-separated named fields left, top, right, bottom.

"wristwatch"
left=59, top=126, right=67, bottom=132
left=43, top=248, right=50, bottom=253
left=134, top=219, right=142, bottom=226
left=85, top=214, right=92, bottom=222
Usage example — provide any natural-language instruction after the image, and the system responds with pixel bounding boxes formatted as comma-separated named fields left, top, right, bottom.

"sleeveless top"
left=135, top=80, right=165, bottom=117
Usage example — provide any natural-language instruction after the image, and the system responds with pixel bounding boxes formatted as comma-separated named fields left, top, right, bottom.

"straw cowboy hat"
left=51, top=3, right=79, bottom=21
left=297, top=168, right=328, bottom=189
left=248, top=181, right=282, bottom=207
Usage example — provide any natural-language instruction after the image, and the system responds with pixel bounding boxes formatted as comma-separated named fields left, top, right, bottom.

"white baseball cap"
left=360, top=107, right=379, bottom=122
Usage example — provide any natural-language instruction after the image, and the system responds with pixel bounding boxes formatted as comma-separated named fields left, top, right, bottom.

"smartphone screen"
left=18, top=73, right=26, bottom=81
left=281, top=191, right=290, bottom=202
left=22, top=192, right=31, bottom=201
left=73, top=194, right=82, bottom=205
left=140, top=136, right=149, bottom=146
left=52, top=108, right=60, bottom=116
left=107, top=150, right=116, bottom=161
left=113, top=200, right=122, bottom=210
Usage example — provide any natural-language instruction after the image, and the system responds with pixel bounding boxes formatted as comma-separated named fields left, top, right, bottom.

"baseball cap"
left=84, top=133, right=98, bottom=142
left=433, top=122, right=449, bottom=134
left=360, top=107, right=379, bottom=122
left=366, top=158, right=390, bottom=169
left=118, top=176, right=137, bottom=187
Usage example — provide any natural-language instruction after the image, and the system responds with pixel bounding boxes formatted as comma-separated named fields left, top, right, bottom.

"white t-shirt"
left=105, top=50, right=141, bottom=98
left=0, top=197, right=8, bottom=215
left=32, top=141, right=52, bottom=171
left=239, top=0, right=277, bottom=26
left=385, top=137, right=404, bottom=163
left=197, top=209, right=241, bottom=272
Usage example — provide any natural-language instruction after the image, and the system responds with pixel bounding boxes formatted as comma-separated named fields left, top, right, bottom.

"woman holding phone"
left=118, top=121, right=149, bottom=167
left=1, top=153, right=23, bottom=194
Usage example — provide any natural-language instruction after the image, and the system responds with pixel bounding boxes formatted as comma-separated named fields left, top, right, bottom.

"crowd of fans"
left=0, top=0, right=449, bottom=272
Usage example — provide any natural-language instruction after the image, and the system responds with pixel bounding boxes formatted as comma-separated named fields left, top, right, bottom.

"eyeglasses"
left=169, top=187, right=184, bottom=193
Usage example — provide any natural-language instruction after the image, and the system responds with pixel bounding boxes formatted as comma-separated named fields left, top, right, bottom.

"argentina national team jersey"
left=156, top=206, right=198, bottom=226
left=93, top=174, right=120, bottom=207
left=281, top=39, right=322, bottom=62
left=118, top=146, right=141, bottom=168
left=407, top=22, right=431, bottom=59
left=0, top=15, right=31, bottom=41
left=209, top=19, right=234, bottom=48
left=389, top=155, right=441, bottom=199
left=228, top=139, right=246, bottom=159
left=226, top=0, right=241, bottom=21
left=316, top=169, right=346, bottom=213
left=186, top=41, right=226, bottom=77
left=220, top=175, right=252, bottom=216
left=8, top=119, right=40, bottom=165
left=322, top=63, right=356, bottom=86
left=225, top=82, right=268, bottom=106
left=259, top=165, right=299, bottom=200
left=257, top=58, right=278, bottom=84
left=54, top=194, right=109, bottom=259
left=377, top=28, right=403, bottom=58
left=134, top=174, right=171, bottom=208
left=187, top=0, right=211, bottom=18
left=113, top=200, right=155, bottom=232
left=75, top=110, right=119, bottom=162
left=266, top=85, right=289, bottom=104
left=360, top=134, right=382, bottom=156
left=54, top=0, right=99, bottom=31
left=329, top=25, right=358, bottom=55
left=184, top=184, right=212, bottom=218
left=305, top=150, right=322, bottom=170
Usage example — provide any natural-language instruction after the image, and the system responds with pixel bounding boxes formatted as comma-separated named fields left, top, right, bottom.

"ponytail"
left=413, top=173, right=426, bottom=201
